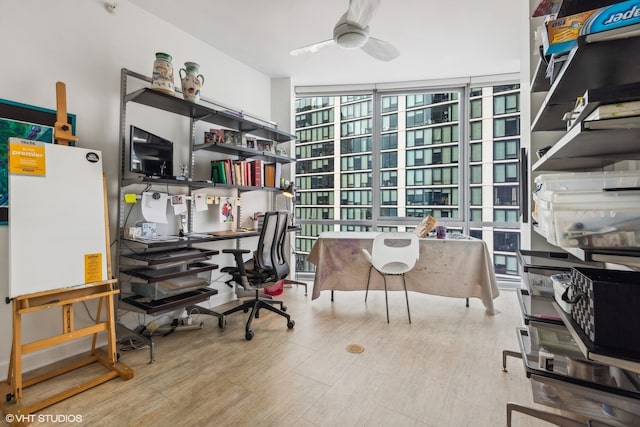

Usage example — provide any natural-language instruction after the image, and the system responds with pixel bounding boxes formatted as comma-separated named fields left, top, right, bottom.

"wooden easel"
left=53, top=81, right=78, bottom=146
left=0, top=177, right=133, bottom=426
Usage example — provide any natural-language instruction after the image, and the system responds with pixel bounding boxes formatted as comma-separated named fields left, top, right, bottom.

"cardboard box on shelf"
left=543, top=0, right=640, bottom=55
left=585, top=100, right=640, bottom=120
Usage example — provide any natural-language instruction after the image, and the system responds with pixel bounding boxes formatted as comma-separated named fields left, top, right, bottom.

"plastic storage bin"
left=128, top=262, right=215, bottom=300
left=533, top=171, right=640, bottom=245
left=530, top=374, right=640, bottom=426
left=517, top=250, right=597, bottom=296
left=131, top=276, right=209, bottom=300
left=545, top=190, right=640, bottom=248
left=535, top=170, right=640, bottom=194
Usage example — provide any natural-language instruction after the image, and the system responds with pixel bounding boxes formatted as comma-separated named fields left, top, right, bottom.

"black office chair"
left=219, top=210, right=295, bottom=340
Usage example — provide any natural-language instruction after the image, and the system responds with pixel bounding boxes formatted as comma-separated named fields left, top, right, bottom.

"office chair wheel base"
left=287, top=320, right=295, bottom=329
left=282, top=305, right=287, bottom=312
left=218, top=317, right=227, bottom=329
left=245, top=330, right=254, bottom=340
left=243, top=307, right=250, bottom=313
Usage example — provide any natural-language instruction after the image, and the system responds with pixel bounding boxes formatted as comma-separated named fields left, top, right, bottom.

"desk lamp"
left=282, top=182, right=296, bottom=227
left=280, top=182, right=307, bottom=295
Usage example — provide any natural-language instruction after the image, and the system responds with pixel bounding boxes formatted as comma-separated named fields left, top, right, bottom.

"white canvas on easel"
left=8, top=138, right=108, bottom=297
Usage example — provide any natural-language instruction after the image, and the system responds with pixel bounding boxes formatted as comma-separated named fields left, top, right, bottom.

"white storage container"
left=547, top=190, right=640, bottom=248
left=534, top=170, right=640, bottom=193
left=551, top=273, right=572, bottom=313
left=533, top=171, right=640, bottom=243
left=131, top=275, right=209, bottom=300
left=517, top=250, right=595, bottom=296
left=129, top=262, right=215, bottom=300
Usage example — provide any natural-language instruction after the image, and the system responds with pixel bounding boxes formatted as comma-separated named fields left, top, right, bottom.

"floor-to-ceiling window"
left=294, top=80, right=521, bottom=280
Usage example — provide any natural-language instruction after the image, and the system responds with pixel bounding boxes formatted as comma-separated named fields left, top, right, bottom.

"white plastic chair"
left=362, top=232, right=419, bottom=323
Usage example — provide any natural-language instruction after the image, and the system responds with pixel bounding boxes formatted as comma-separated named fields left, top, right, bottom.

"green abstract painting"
left=0, top=99, right=76, bottom=225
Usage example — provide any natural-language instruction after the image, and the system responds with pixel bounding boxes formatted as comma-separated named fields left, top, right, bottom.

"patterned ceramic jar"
left=150, top=52, right=175, bottom=95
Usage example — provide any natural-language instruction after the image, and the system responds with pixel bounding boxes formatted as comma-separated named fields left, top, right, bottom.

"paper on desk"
left=171, top=195, right=188, bottom=216
left=194, top=193, right=208, bottom=212
left=141, top=191, right=168, bottom=223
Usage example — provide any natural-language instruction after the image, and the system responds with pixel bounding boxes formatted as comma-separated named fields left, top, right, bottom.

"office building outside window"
left=294, top=84, right=521, bottom=280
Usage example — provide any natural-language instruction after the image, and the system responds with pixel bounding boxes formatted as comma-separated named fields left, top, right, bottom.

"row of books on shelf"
left=210, top=159, right=282, bottom=187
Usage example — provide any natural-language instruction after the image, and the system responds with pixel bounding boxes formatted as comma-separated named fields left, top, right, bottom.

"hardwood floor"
left=2, top=286, right=573, bottom=426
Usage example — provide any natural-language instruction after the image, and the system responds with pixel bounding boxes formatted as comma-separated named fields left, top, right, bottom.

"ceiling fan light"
left=337, top=31, right=368, bottom=49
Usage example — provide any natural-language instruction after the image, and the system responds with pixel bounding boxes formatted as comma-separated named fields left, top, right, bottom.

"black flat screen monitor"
left=129, top=126, right=174, bottom=178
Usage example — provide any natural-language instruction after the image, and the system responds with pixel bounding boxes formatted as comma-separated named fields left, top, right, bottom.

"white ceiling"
left=129, top=0, right=522, bottom=87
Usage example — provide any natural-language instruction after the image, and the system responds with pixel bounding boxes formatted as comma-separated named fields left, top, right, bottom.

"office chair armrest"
left=222, top=249, right=251, bottom=255
left=221, top=248, right=252, bottom=280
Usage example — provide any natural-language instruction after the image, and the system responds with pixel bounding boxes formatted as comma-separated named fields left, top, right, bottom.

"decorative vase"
left=179, top=62, right=205, bottom=103
left=150, top=52, right=175, bottom=95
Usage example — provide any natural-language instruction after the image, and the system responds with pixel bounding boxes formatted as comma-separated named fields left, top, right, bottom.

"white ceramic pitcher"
left=179, top=62, right=204, bottom=102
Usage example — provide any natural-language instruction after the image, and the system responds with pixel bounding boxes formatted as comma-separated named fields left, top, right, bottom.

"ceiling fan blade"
left=361, top=37, right=399, bottom=61
left=290, top=39, right=336, bottom=56
left=345, top=0, right=380, bottom=27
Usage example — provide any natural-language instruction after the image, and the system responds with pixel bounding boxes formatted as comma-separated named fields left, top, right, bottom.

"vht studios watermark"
left=5, top=413, right=83, bottom=423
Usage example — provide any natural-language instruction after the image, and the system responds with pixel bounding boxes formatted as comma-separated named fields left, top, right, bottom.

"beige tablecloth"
left=307, top=232, right=499, bottom=314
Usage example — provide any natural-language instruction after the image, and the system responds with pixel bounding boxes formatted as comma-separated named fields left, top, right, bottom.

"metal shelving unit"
left=531, top=24, right=640, bottom=132
left=511, top=4, right=640, bottom=424
left=115, top=68, right=296, bottom=361
left=532, top=117, right=640, bottom=171
left=529, top=24, right=640, bottom=265
left=124, top=86, right=295, bottom=143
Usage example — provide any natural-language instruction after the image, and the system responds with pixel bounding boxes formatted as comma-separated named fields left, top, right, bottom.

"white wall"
left=0, top=0, right=275, bottom=373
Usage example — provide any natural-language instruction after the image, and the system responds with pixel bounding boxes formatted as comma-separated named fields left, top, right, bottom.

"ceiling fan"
left=290, top=0, right=399, bottom=61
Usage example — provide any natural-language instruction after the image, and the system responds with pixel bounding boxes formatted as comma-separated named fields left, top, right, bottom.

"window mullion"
left=371, top=89, right=381, bottom=228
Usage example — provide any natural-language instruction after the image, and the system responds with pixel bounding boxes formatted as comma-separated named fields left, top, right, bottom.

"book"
left=211, top=159, right=236, bottom=184
left=222, top=159, right=232, bottom=184
left=243, top=161, right=251, bottom=186
left=261, top=162, right=282, bottom=188
left=264, top=163, right=276, bottom=187
left=585, top=100, right=640, bottom=121
left=210, top=161, right=226, bottom=184
left=252, top=160, right=263, bottom=187
left=274, top=162, right=282, bottom=188
left=233, top=161, right=242, bottom=185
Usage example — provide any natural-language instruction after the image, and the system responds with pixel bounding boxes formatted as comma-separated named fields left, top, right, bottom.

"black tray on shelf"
left=122, top=287, right=218, bottom=315
left=517, top=324, right=640, bottom=399
left=532, top=27, right=640, bottom=131
left=121, top=234, right=220, bottom=248
left=517, top=249, right=599, bottom=296
left=517, top=288, right=564, bottom=325
left=121, top=262, right=218, bottom=282
left=120, top=247, right=218, bottom=266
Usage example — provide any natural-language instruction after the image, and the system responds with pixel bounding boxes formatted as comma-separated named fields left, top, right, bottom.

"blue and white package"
left=582, top=0, right=640, bottom=35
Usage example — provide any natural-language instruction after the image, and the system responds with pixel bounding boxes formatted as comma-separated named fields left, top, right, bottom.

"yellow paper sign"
left=9, top=140, right=46, bottom=176
left=84, top=253, right=103, bottom=284
left=124, top=193, right=137, bottom=203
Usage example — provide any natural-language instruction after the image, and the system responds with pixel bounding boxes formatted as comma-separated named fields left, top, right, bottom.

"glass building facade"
left=293, top=84, right=521, bottom=280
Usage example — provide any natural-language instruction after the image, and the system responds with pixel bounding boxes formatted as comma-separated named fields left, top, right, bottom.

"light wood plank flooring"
left=2, top=286, right=574, bottom=426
